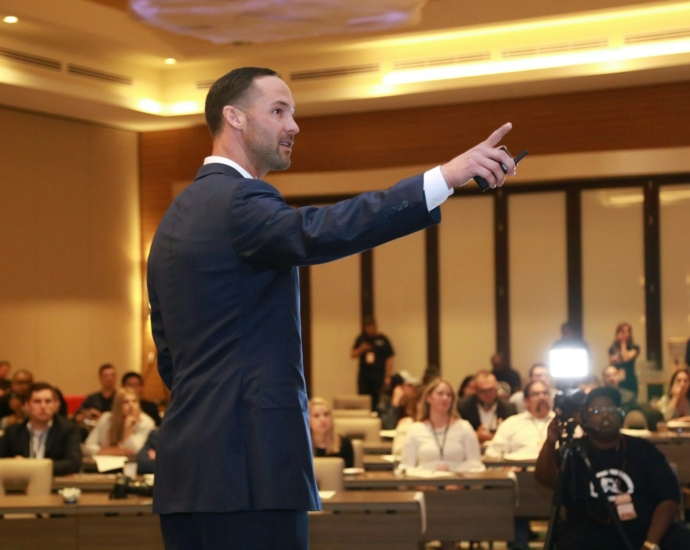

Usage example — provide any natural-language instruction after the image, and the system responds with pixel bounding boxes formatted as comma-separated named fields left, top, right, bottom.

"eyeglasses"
left=587, top=406, right=622, bottom=417
left=476, top=387, right=497, bottom=394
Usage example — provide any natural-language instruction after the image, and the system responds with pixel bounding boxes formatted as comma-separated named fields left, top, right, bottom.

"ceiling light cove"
left=383, top=40, right=690, bottom=85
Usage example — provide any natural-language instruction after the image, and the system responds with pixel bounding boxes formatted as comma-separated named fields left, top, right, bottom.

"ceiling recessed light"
left=164, top=58, right=177, bottom=65
left=3, top=15, right=19, bottom=24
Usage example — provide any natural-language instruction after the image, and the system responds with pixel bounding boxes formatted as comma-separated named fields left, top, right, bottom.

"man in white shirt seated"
left=486, top=380, right=553, bottom=550
left=509, top=363, right=557, bottom=414
left=486, top=380, right=554, bottom=459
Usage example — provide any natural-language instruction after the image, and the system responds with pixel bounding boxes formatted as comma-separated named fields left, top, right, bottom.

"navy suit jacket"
left=147, top=162, right=439, bottom=514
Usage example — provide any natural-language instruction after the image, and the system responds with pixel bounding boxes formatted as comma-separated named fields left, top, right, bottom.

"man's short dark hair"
left=99, top=363, right=115, bottom=376
left=205, top=67, right=278, bottom=137
left=0, top=360, right=11, bottom=368
left=524, top=380, right=546, bottom=398
left=28, top=382, right=54, bottom=399
left=122, top=371, right=143, bottom=386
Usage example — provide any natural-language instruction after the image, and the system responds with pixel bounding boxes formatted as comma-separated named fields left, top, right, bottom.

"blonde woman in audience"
left=308, top=398, right=353, bottom=468
left=400, top=378, right=484, bottom=472
left=84, top=387, right=155, bottom=457
left=657, top=368, right=690, bottom=421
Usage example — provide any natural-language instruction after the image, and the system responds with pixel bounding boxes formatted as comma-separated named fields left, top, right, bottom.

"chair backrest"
left=333, top=417, right=381, bottom=442
left=623, top=410, right=648, bottom=430
left=351, top=439, right=364, bottom=468
left=333, top=395, right=371, bottom=410
left=63, top=394, right=86, bottom=416
left=313, top=457, right=344, bottom=491
left=331, top=409, right=375, bottom=418
left=0, top=458, right=53, bottom=496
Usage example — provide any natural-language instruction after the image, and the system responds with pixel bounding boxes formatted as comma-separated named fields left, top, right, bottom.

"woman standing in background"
left=609, top=322, right=640, bottom=396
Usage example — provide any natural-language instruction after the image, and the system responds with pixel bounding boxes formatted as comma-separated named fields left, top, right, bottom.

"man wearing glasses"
left=536, top=386, right=690, bottom=550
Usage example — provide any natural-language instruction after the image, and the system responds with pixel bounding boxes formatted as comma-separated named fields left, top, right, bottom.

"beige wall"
left=509, top=192, right=568, bottom=378
left=0, top=108, right=140, bottom=395
left=311, top=254, right=361, bottom=402
left=439, top=196, right=495, bottom=390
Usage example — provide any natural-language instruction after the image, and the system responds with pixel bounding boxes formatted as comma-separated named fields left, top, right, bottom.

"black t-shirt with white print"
left=561, top=434, right=679, bottom=547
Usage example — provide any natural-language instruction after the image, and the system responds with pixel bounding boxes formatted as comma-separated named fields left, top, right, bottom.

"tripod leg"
left=544, top=445, right=573, bottom=550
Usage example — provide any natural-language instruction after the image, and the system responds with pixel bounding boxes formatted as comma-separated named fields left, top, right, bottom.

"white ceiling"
left=1, top=0, right=689, bottom=130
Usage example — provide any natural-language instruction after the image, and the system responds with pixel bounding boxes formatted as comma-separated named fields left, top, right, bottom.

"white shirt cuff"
left=423, top=166, right=453, bottom=211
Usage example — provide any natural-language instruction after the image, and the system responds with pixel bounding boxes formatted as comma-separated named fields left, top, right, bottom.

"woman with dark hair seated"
left=308, top=397, right=353, bottom=468
left=657, top=368, right=690, bottom=422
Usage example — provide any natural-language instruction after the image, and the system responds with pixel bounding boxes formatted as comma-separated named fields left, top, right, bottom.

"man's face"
left=123, top=376, right=143, bottom=398
left=530, top=366, right=549, bottom=386
left=475, top=375, right=497, bottom=406
left=26, top=389, right=55, bottom=425
left=525, top=381, right=551, bottom=419
left=11, top=372, right=33, bottom=398
left=241, top=76, right=299, bottom=176
left=364, top=323, right=377, bottom=337
left=0, top=363, right=10, bottom=379
left=100, top=368, right=117, bottom=391
left=585, top=396, right=622, bottom=438
left=603, top=367, right=620, bottom=388
left=491, top=353, right=503, bottom=369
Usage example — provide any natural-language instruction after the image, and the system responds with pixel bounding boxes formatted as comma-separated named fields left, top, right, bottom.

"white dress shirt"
left=204, top=156, right=453, bottom=212
left=485, top=410, right=556, bottom=458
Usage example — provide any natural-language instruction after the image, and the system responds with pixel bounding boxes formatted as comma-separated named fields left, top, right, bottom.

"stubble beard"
left=246, top=118, right=292, bottom=174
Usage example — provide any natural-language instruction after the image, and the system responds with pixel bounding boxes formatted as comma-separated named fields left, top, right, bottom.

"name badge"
left=614, top=494, right=637, bottom=521
left=365, top=352, right=376, bottom=364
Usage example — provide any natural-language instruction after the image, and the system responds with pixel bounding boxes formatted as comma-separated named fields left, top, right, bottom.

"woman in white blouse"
left=401, top=378, right=484, bottom=473
left=84, top=387, right=155, bottom=457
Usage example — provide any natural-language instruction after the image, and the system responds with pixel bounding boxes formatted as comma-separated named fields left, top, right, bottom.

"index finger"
left=485, top=122, right=512, bottom=148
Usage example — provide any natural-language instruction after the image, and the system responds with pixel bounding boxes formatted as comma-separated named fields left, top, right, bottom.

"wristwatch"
left=642, top=541, right=660, bottom=550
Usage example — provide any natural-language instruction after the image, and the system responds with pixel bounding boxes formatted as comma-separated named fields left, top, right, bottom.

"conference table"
left=0, top=491, right=424, bottom=550
left=344, top=470, right=517, bottom=543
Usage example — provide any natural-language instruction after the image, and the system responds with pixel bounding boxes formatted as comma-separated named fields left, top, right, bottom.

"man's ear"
left=223, top=105, right=244, bottom=131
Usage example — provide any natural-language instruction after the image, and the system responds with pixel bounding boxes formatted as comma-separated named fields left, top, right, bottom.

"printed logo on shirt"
left=374, top=339, right=386, bottom=347
left=589, top=468, right=635, bottom=502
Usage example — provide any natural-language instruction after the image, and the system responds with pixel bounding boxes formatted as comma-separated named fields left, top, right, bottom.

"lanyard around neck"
left=428, top=419, right=450, bottom=461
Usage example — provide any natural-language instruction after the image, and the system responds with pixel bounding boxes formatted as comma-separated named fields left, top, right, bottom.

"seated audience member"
left=458, top=370, right=516, bottom=443
left=121, top=371, right=161, bottom=426
left=0, top=393, right=26, bottom=430
left=603, top=365, right=638, bottom=414
left=458, top=375, right=476, bottom=400
left=0, top=360, right=11, bottom=393
left=136, top=429, right=158, bottom=475
left=578, top=373, right=601, bottom=394
left=535, top=387, right=690, bottom=550
left=379, top=370, right=419, bottom=430
left=509, top=363, right=557, bottom=413
left=401, top=378, right=484, bottom=472
left=0, top=382, right=82, bottom=475
left=656, top=368, right=690, bottom=422
left=491, top=352, right=521, bottom=394
left=309, top=398, right=354, bottom=468
left=486, top=380, right=554, bottom=459
left=83, top=387, right=155, bottom=457
left=0, top=369, right=33, bottom=419
left=74, top=363, right=118, bottom=427
left=487, top=380, right=554, bottom=550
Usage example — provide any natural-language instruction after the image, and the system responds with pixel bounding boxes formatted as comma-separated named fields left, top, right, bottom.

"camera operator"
left=535, top=387, right=690, bottom=550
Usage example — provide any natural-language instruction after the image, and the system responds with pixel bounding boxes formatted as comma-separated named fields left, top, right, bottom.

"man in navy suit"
left=147, top=66, right=517, bottom=549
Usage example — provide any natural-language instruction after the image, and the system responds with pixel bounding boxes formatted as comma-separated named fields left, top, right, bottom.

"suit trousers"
left=160, top=510, right=309, bottom=550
